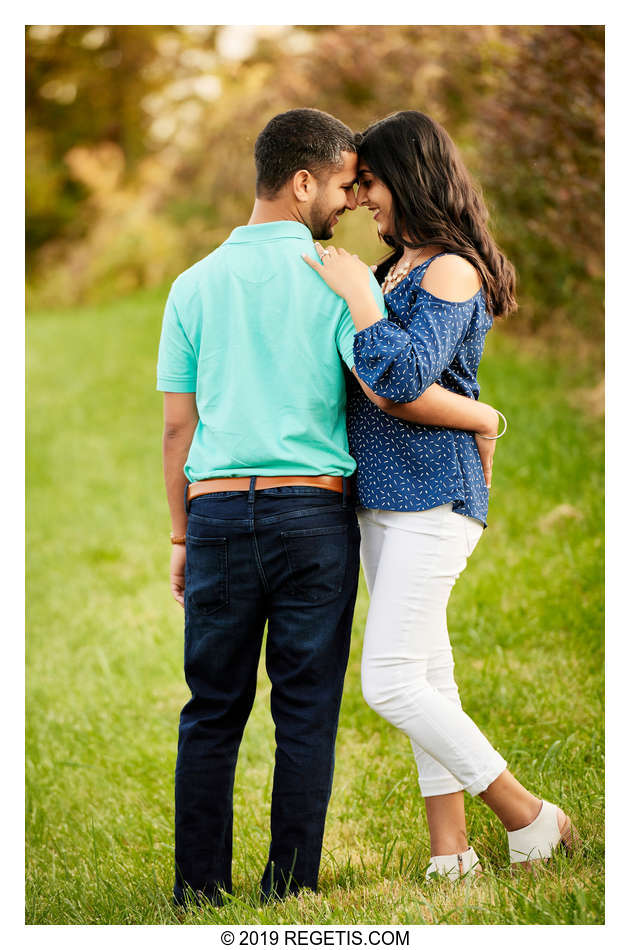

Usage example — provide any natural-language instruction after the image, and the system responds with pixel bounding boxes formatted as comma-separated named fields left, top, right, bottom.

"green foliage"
left=26, top=290, right=604, bottom=924
left=26, top=26, right=603, bottom=336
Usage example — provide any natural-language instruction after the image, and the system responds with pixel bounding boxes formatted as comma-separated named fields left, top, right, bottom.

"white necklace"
left=381, top=254, right=425, bottom=294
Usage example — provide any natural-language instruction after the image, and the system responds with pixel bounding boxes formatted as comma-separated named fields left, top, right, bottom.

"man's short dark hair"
left=254, top=109, right=357, bottom=198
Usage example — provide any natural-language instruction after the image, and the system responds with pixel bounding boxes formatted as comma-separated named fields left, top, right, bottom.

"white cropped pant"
left=359, top=504, right=507, bottom=797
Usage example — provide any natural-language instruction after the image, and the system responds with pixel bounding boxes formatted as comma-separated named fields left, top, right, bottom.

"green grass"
left=26, top=287, right=604, bottom=924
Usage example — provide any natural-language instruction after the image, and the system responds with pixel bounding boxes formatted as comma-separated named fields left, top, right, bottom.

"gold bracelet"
left=170, top=533, right=186, bottom=545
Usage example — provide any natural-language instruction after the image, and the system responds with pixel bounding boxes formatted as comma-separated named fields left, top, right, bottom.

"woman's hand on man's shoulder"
left=421, top=254, right=482, bottom=302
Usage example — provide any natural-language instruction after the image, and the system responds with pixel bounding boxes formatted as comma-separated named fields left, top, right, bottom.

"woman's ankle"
left=506, top=797, right=543, bottom=832
left=425, top=791, right=468, bottom=856
left=479, top=770, right=542, bottom=831
left=430, top=833, right=469, bottom=856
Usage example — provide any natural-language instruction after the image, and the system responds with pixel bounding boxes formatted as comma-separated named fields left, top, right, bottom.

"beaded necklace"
left=381, top=253, right=426, bottom=295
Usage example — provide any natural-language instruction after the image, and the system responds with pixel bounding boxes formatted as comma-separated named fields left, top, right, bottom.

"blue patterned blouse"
left=348, top=253, right=493, bottom=525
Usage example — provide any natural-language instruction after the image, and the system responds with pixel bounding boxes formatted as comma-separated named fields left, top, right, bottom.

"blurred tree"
left=26, top=25, right=210, bottom=261
left=26, top=24, right=603, bottom=338
left=476, top=26, right=604, bottom=334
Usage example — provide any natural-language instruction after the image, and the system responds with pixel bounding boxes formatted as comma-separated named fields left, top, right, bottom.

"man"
left=158, top=109, right=386, bottom=906
left=157, top=108, right=497, bottom=906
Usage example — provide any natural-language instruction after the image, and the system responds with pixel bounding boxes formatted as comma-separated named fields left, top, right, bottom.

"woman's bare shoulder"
left=421, top=253, right=482, bottom=302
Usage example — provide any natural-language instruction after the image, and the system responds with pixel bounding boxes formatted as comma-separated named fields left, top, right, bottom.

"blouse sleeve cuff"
left=352, top=318, right=423, bottom=402
left=353, top=317, right=390, bottom=345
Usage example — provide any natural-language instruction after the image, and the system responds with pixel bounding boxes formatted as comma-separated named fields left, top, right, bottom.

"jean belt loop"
left=342, top=476, right=349, bottom=509
left=248, top=476, right=257, bottom=512
left=184, top=482, right=191, bottom=515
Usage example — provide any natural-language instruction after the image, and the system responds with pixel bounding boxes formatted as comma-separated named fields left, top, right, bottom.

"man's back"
left=157, top=221, right=380, bottom=480
left=160, top=108, right=376, bottom=907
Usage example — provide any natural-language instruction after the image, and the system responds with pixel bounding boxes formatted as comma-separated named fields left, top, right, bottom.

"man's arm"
left=163, top=392, right=198, bottom=606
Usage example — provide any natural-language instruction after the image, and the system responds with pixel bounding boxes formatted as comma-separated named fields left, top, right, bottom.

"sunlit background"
left=26, top=24, right=603, bottom=339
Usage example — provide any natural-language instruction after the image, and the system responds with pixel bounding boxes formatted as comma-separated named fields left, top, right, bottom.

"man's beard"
left=309, top=200, right=343, bottom=240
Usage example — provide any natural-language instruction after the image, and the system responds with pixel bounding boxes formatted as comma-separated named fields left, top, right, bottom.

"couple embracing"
left=157, top=107, right=577, bottom=908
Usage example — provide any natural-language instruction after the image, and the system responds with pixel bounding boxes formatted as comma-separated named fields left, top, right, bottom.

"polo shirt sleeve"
left=352, top=283, right=475, bottom=402
left=156, top=288, right=197, bottom=392
left=335, top=271, right=387, bottom=371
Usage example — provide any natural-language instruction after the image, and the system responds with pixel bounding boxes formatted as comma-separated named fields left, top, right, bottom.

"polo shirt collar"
left=225, top=221, right=313, bottom=244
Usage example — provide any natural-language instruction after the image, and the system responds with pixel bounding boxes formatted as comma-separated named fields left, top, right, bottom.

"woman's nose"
left=356, top=184, right=369, bottom=206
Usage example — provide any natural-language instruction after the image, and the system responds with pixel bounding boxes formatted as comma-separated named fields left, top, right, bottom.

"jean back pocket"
left=185, top=535, right=229, bottom=615
left=281, top=524, right=349, bottom=604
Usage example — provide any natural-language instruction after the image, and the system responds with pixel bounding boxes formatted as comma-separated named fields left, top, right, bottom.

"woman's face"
left=356, top=162, right=395, bottom=237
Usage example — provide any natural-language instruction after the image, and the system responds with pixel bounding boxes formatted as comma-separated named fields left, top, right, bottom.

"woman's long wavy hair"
left=358, top=111, right=517, bottom=317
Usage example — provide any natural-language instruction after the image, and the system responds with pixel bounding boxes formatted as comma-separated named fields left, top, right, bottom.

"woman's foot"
left=507, top=799, right=580, bottom=870
left=426, top=846, right=482, bottom=881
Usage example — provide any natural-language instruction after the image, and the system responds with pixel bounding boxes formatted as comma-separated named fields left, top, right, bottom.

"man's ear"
left=292, top=168, right=316, bottom=204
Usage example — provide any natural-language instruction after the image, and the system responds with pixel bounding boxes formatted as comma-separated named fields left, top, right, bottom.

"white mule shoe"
left=426, top=846, right=482, bottom=881
left=507, top=799, right=580, bottom=868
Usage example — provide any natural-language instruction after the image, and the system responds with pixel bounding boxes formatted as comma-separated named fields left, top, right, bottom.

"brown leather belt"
left=187, top=475, right=343, bottom=502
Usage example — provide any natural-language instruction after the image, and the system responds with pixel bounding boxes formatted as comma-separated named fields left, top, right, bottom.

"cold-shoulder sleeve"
left=352, top=278, right=477, bottom=402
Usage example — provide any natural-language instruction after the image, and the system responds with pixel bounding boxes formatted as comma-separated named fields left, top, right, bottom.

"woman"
left=304, top=110, right=578, bottom=879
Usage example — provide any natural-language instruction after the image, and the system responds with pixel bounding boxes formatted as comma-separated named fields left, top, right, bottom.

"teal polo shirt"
left=157, top=220, right=387, bottom=481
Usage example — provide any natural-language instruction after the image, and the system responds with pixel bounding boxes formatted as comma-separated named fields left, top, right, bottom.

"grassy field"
left=26, top=286, right=604, bottom=925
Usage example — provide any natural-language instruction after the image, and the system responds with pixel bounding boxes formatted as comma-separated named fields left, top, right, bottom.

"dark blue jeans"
left=174, top=480, right=360, bottom=905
